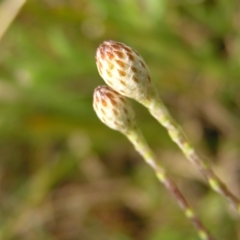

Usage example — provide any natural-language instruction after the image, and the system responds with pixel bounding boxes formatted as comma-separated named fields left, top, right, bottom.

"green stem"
left=143, top=95, right=240, bottom=213
left=126, top=127, right=215, bottom=240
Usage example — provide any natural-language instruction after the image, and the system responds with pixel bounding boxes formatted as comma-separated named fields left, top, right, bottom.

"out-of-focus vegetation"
left=0, top=0, right=240, bottom=239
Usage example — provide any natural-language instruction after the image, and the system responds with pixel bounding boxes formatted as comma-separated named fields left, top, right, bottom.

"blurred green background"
left=0, top=0, right=240, bottom=239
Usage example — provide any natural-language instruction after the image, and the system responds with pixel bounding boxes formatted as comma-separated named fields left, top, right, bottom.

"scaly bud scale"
left=96, top=40, right=156, bottom=104
left=93, top=85, right=135, bottom=134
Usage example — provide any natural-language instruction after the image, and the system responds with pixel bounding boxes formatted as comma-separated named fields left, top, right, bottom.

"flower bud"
left=93, top=85, right=136, bottom=133
left=96, top=40, right=156, bottom=104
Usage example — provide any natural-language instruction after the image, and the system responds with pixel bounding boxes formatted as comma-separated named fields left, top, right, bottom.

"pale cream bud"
left=93, top=85, right=136, bottom=133
left=96, top=40, right=156, bottom=104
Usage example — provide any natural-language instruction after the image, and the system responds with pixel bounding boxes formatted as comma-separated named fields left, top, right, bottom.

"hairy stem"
left=142, top=94, right=240, bottom=213
left=126, top=127, right=215, bottom=240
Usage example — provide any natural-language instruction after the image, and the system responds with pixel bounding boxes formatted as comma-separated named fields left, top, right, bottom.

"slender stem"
left=126, top=127, right=215, bottom=240
left=143, top=95, right=240, bottom=213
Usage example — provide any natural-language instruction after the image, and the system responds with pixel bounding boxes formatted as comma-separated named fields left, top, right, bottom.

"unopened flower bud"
left=93, top=85, right=136, bottom=133
left=96, top=40, right=157, bottom=104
